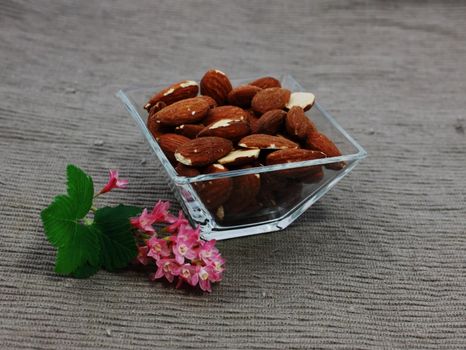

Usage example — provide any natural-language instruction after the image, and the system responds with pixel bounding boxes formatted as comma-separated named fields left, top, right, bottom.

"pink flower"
left=146, top=236, right=171, bottom=260
left=198, top=240, right=219, bottom=264
left=172, top=236, right=198, bottom=264
left=150, top=200, right=176, bottom=224
left=136, top=245, right=150, bottom=265
left=198, top=265, right=216, bottom=292
left=98, top=170, right=128, bottom=194
left=177, top=264, right=199, bottom=287
left=152, top=258, right=180, bottom=283
left=166, top=210, right=189, bottom=233
left=177, top=223, right=200, bottom=241
left=130, top=208, right=156, bottom=233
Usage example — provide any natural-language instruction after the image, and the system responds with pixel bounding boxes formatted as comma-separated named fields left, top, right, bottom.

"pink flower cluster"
left=131, top=201, right=225, bottom=292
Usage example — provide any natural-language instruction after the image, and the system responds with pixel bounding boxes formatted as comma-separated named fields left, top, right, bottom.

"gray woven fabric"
left=1, top=0, right=465, bottom=349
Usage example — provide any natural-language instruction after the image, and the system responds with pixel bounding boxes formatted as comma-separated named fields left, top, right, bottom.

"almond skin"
left=144, top=80, right=199, bottom=110
left=198, top=95, right=218, bottom=109
left=147, top=116, right=171, bottom=141
left=194, top=164, right=233, bottom=210
left=200, top=69, right=233, bottom=105
left=255, top=109, right=286, bottom=135
left=174, top=136, right=233, bottom=166
left=266, top=148, right=326, bottom=179
left=175, top=163, right=201, bottom=177
left=148, top=101, right=167, bottom=117
left=249, top=76, right=281, bottom=89
left=238, top=134, right=298, bottom=150
left=202, top=105, right=249, bottom=126
left=158, top=133, right=191, bottom=162
left=175, top=124, right=205, bottom=139
left=197, top=119, right=250, bottom=141
left=223, top=167, right=261, bottom=215
left=306, top=131, right=345, bottom=170
left=251, top=87, right=291, bottom=114
left=154, top=97, right=210, bottom=126
left=285, top=106, right=310, bottom=140
left=218, top=149, right=260, bottom=167
left=227, top=85, right=262, bottom=108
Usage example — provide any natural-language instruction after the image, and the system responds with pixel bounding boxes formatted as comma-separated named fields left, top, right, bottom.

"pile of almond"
left=145, top=69, right=344, bottom=223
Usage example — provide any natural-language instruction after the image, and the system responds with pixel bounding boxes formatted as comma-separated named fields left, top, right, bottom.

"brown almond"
left=249, top=76, right=281, bottom=89
left=158, top=133, right=191, bottom=162
left=148, top=101, right=167, bottom=117
left=175, top=163, right=201, bottom=177
left=218, top=149, right=260, bottom=167
left=238, top=134, right=298, bottom=150
left=255, top=109, right=286, bottom=135
left=154, top=97, right=210, bottom=126
left=223, top=168, right=261, bottom=215
left=202, top=105, right=249, bottom=125
left=251, top=87, right=291, bottom=114
left=194, top=164, right=233, bottom=210
left=174, top=136, right=233, bottom=166
left=197, top=119, right=250, bottom=141
left=306, top=131, right=345, bottom=170
left=266, top=148, right=326, bottom=178
left=227, top=85, right=262, bottom=108
left=144, top=80, right=199, bottom=110
left=147, top=115, right=171, bottom=140
left=175, top=124, right=205, bottom=139
left=198, top=95, right=217, bottom=109
left=285, top=92, right=315, bottom=111
left=200, top=69, right=233, bottom=105
left=285, top=106, right=310, bottom=140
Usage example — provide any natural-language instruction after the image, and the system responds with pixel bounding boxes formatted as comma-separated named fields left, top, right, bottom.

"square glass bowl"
left=117, top=74, right=367, bottom=240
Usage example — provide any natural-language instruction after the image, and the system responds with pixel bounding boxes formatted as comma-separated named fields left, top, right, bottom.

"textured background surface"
left=1, top=0, right=465, bottom=349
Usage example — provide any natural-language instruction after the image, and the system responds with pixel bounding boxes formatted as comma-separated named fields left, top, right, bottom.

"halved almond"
left=285, top=92, right=315, bottom=111
left=218, top=149, right=260, bottom=167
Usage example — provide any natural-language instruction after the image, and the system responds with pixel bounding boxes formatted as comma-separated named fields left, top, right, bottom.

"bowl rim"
left=117, top=75, right=367, bottom=185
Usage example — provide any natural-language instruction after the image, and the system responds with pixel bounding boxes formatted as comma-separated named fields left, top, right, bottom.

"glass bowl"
left=117, top=74, right=367, bottom=240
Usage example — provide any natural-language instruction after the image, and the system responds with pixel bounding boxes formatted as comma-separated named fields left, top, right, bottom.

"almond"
left=147, top=115, right=171, bottom=140
left=148, top=101, right=167, bottom=117
left=158, top=133, right=191, bottom=162
left=223, top=168, right=261, bottom=215
left=174, top=136, right=233, bottom=166
left=227, top=85, right=262, bottom=108
left=266, top=148, right=326, bottom=179
left=306, top=131, right=345, bottom=170
left=249, top=76, right=281, bottom=89
left=175, top=163, right=201, bottom=177
left=202, top=105, right=249, bottom=125
left=198, top=95, right=217, bottom=109
left=218, top=149, right=260, bottom=167
left=154, top=97, right=210, bottom=126
left=200, top=69, right=233, bottom=105
left=246, top=109, right=260, bottom=133
left=255, top=109, right=286, bottom=135
left=197, top=119, right=250, bottom=141
left=175, top=124, right=205, bottom=139
left=194, top=164, right=233, bottom=210
left=285, top=106, right=311, bottom=140
left=285, top=92, right=315, bottom=111
left=238, top=134, right=298, bottom=150
left=251, top=87, right=291, bottom=114
left=144, top=80, right=199, bottom=110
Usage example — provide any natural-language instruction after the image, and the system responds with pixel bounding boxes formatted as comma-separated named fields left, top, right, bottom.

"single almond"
left=249, top=76, right=281, bottom=89
left=194, top=163, right=233, bottom=210
left=238, top=134, right=298, bottom=150
left=144, top=80, right=199, bottom=110
left=218, top=149, right=260, bottom=167
left=175, top=163, right=201, bottom=177
left=197, top=118, right=250, bottom=140
left=175, top=124, right=205, bottom=139
left=198, top=95, right=217, bottom=109
left=251, top=87, right=291, bottom=114
left=227, top=85, right=262, bottom=108
left=306, top=131, right=345, bottom=170
left=174, top=136, right=233, bottom=166
left=255, top=109, right=286, bottom=135
left=200, top=69, right=233, bottom=105
left=285, top=92, right=315, bottom=111
left=285, top=106, right=310, bottom=140
left=266, top=148, right=326, bottom=178
left=154, top=97, right=209, bottom=126
left=158, top=133, right=191, bottom=162
left=147, top=115, right=171, bottom=140
left=202, top=105, right=249, bottom=125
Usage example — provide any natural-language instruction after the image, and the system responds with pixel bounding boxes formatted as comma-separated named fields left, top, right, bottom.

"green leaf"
left=41, top=164, right=94, bottom=248
left=72, top=263, right=100, bottom=279
left=94, top=205, right=142, bottom=271
left=54, top=223, right=100, bottom=275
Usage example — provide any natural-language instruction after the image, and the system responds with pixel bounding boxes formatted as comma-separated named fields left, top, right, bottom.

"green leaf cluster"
left=41, top=165, right=141, bottom=278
